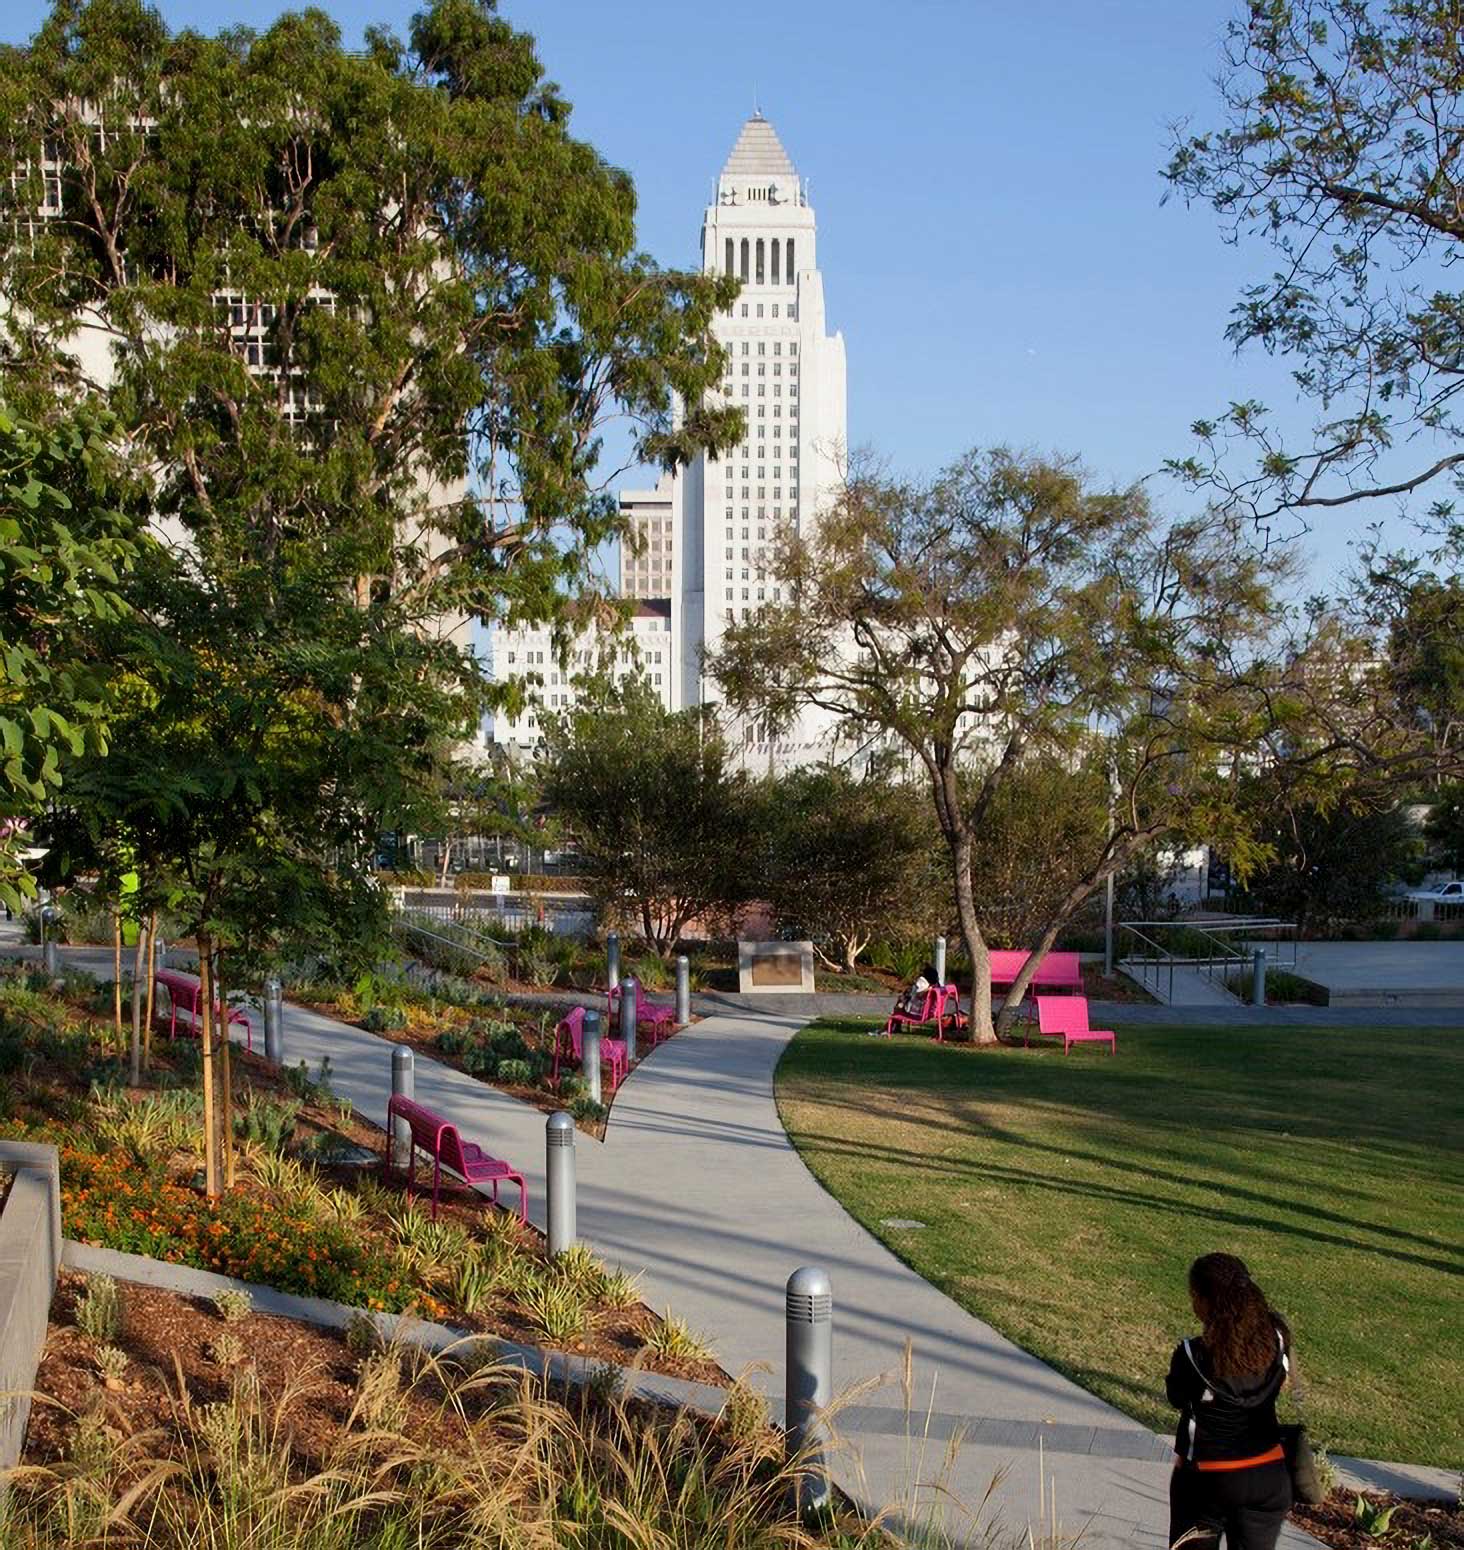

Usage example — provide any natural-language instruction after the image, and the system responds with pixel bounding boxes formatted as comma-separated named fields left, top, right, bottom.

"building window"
left=740, top=238, right=749, bottom=281
left=788, top=304, right=797, bottom=319
left=789, top=343, right=798, bottom=356
left=756, top=303, right=764, bottom=317
left=758, top=341, right=766, bottom=355
left=725, top=236, right=734, bottom=276
left=742, top=588, right=750, bottom=600
left=771, top=240, right=780, bottom=285
left=741, top=341, right=749, bottom=354
left=786, top=238, right=794, bottom=279
left=756, top=238, right=764, bottom=284
left=740, top=303, right=748, bottom=317
left=771, top=303, right=780, bottom=317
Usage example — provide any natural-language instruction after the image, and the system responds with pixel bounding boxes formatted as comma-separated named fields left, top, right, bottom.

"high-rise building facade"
left=490, top=112, right=845, bottom=767
left=618, top=475, right=679, bottom=598
left=675, top=113, right=847, bottom=763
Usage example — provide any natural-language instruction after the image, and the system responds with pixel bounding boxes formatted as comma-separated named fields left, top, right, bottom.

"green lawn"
left=775, top=1019, right=1464, bottom=1469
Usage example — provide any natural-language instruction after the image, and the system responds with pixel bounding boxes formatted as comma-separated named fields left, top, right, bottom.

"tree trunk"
left=143, top=910, right=157, bottom=1068
left=198, top=936, right=219, bottom=1199
left=129, top=922, right=145, bottom=1085
left=112, top=912, right=123, bottom=1037
left=950, top=831, right=997, bottom=1044
left=216, top=953, right=235, bottom=1190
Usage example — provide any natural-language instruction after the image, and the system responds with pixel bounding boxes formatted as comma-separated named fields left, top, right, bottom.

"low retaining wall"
left=0, top=1141, right=61, bottom=1477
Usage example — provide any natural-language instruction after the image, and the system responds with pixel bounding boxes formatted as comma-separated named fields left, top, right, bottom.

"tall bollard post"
left=785, top=1266, right=833, bottom=1516
left=581, top=1009, right=603, bottom=1105
left=390, top=1046, right=414, bottom=1171
left=619, top=974, right=638, bottom=1063
left=263, top=977, right=284, bottom=1065
left=606, top=932, right=621, bottom=992
left=675, top=954, right=691, bottom=1026
left=1251, top=949, right=1267, bottom=1007
left=933, top=935, right=947, bottom=986
left=546, top=1111, right=576, bottom=1256
left=43, top=939, right=58, bottom=978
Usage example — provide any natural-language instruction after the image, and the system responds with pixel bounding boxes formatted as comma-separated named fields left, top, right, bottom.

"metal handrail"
left=1116, top=924, right=1176, bottom=1005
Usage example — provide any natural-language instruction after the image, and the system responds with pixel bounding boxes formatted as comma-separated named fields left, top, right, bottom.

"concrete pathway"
left=11, top=944, right=1448, bottom=1543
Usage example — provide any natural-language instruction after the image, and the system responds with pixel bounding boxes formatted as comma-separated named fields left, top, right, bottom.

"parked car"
left=1405, top=879, right=1464, bottom=903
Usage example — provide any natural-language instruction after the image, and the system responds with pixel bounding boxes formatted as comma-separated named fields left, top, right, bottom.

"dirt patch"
left=1293, top=1492, right=1464, bottom=1550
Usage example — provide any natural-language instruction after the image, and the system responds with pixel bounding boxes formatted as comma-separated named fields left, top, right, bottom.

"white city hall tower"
left=676, top=112, right=847, bottom=766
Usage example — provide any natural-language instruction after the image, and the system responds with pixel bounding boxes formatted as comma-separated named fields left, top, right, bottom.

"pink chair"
left=154, top=967, right=253, bottom=1051
left=605, top=980, right=677, bottom=1045
left=1032, top=996, right=1116, bottom=1055
left=551, top=1005, right=628, bottom=1092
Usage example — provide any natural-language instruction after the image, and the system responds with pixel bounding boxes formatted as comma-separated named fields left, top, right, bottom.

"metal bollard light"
left=675, top=954, right=690, bottom=1026
left=934, top=935, right=947, bottom=986
left=606, top=932, right=621, bottom=992
left=1251, top=948, right=1267, bottom=1007
left=619, top=974, right=638, bottom=1063
left=546, top=1111, right=576, bottom=1256
left=263, top=977, right=284, bottom=1065
left=785, top=1266, right=833, bottom=1515
left=581, top=1009, right=603, bottom=1106
left=390, top=1045, right=414, bottom=1170
left=43, top=939, right=59, bottom=978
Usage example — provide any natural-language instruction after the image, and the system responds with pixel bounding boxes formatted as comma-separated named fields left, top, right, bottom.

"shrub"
left=496, top=1058, right=533, bottom=1085
left=362, top=1005, right=408, bottom=1032
left=209, top=1331, right=246, bottom=1367
left=233, top=1090, right=301, bottom=1152
left=212, top=1288, right=253, bottom=1324
left=642, top=1310, right=713, bottom=1363
left=570, top=1095, right=608, bottom=1124
left=94, top=1344, right=129, bottom=1382
left=75, top=1273, right=122, bottom=1341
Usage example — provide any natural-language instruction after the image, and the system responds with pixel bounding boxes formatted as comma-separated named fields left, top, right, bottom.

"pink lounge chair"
left=988, top=949, right=1083, bottom=996
left=154, top=967, right=253, bottom=1051
left=384, top=1094, right=527, bottom=1221
left=551, top=1005, right=628, bottom=1092
left=1032, top=996, right=1116, bottom=1055
left=605, top=980, right=677, bottom=1044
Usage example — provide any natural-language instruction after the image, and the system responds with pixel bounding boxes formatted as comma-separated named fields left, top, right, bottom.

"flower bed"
left=0, top=969, right=721, bottom=1382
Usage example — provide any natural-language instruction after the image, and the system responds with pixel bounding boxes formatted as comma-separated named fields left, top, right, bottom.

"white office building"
left=491, top=112, right=846, bottom=767
left=489, top=600, right=676, bottom=755
left=676, top=112, right=848, bottom=765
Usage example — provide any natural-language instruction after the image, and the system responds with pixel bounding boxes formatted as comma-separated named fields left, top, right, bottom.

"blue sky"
left=5, top=0, right=1415, bottom=585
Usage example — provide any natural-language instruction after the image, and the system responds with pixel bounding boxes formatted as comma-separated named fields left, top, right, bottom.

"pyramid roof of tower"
left=721, top=113, right=798, bottom=179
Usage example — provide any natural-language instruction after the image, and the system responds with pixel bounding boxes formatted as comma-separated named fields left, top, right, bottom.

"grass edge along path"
left=774, top=1017, right=1463, bottom=1471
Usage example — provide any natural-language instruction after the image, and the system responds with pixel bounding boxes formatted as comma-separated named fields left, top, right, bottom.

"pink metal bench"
left=605, top=979, right=677, bottom=1045
left=384, top=1093, right=527, bottom=1221
left=988, top=949, right=1083, bottom=996
left=1033, top=996, right=1116, bottom=1055
left=154, top=967, right=253, bottom=1052
left=551, top=1005, right=628, bottom=1092
left=881, top=983, right=963, bottom=1040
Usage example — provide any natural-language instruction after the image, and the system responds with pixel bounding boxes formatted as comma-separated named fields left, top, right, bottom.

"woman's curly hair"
left=1189, top=1253, right=1289, bottom=1380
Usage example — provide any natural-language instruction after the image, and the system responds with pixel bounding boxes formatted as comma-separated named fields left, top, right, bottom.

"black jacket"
left=1166, top=1328, right=1288, bottom=1464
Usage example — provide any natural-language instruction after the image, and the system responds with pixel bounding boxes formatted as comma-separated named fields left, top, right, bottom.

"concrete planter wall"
left=0, top=1141, right=61, bottom=1477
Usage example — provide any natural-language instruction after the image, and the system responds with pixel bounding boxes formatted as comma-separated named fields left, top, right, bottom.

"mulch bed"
left=1294, top=1491, right=1464, bottom=1550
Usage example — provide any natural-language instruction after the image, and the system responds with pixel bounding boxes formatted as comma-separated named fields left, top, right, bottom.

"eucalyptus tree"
left=1165, top=0, right=1464, bottom=535
left=0, top=0, right=739, bottom=1188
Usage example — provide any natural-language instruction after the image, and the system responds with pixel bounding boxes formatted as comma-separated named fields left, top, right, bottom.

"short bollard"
left=786, top=1266, right=833, bottom=1515
left=390, top=1045, right=414, bottom=1170
left=42, top=939, right=58, bottom=978
left=606, top=932, right=621, bottom=992
left=546, top=1111, right=576, bottom=1256
left=1251, top=948, right=1266, bottom=1007
left=934, top=935, right=947, bottom=985
left=263, top=977, right=284, bottom=1065
left=581, top=1009, right=603, bottom=1105
left=619, top=974, right=638, bottom=1063
left=675, top=954, right=691, bottom=1026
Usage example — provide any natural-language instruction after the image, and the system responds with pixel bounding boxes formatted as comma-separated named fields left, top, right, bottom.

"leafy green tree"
left=1424, top=782, right=1464, bottom=877
left=2, top=0, right=737, bottom=1188
left=542, top=678, right=754, bottom=954
left=712, top=447, right=1389, bottom=1041
left=758, top=768, right=939, bottom=971
left=0, top=403, right=141, bottom=909
left=1164, top=1, right=1464, bottom=531
left=1240, top=800, right=1421, bottom=936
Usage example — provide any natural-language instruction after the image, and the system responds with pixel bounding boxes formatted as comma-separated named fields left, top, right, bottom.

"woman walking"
left=1167, top=1252, right=1294, bottom=1550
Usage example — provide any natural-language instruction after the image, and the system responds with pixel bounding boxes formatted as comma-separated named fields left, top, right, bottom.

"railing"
left=396, top=889, right=593, bottom=938
left=1117, top=918, right=1299, bottom=1003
